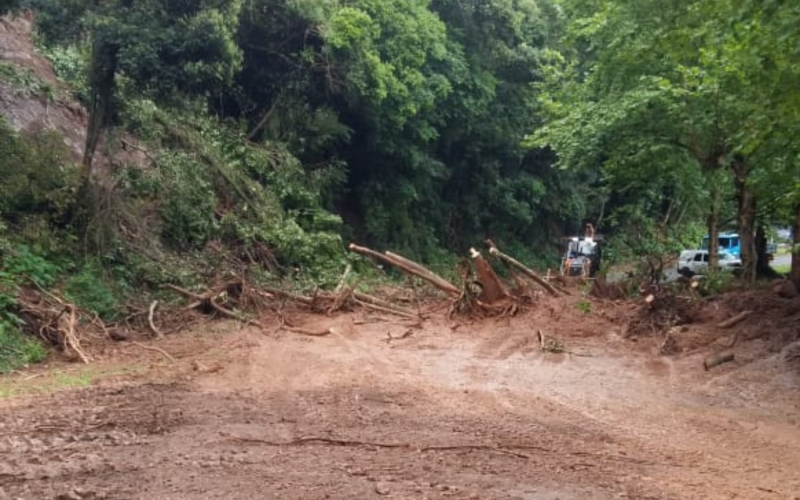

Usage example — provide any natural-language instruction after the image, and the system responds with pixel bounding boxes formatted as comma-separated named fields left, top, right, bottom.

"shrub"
left=64, top=262, right=120, bottom=320
left=0, top=323, right=47, bottom=374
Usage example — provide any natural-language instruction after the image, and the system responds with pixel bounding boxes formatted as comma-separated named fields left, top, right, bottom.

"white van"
left=677, top=250, right=742, bottom=276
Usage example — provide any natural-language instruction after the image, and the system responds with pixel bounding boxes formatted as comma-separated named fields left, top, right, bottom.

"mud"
left=2, top=300, right=800, bottom=500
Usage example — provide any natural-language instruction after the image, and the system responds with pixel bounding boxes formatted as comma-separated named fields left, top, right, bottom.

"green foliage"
left=41, top=44, right=89, bottom=102
left=0, top=118, right=80, bottom=228
left=23, top=0, right=795, bottom=291
left=0, top=0, right=20, bottom=15
left=575, top=300, right=592, bottom=314
left=157, top=151, right=220, bottom=250
left=698, top=269, right=735, bottom=297
left=0, top=62, right=55, bottom=101
left=64, top=262, right=120, bottom=320
left=2, top=245, right=59, bottom=287
left=0, top=245, right=56, bottom=373
left=0, top=324, right=47, bottom=374
left=27, top=0, right=91, bottom=45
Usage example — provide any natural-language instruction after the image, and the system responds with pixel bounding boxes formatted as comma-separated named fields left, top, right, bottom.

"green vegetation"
left=0, top=0, right=797, bottom=370
left=0, top=62, right=54, bottom=101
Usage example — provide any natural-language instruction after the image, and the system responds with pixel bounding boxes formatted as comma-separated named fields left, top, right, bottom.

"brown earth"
left=2, top=293, right=800, bottom=500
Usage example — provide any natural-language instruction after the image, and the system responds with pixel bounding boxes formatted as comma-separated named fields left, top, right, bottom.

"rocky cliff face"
left=0, top=14, right=88, bottom=161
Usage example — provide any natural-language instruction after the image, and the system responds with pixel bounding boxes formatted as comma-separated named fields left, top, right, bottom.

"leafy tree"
left=529, top=0, right=799, bottom=280
left=81, top=0, right=244, bottom=178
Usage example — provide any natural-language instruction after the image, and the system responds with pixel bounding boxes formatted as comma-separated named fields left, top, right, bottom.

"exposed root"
left=148, top=300, right=162, bottom=338
left=132, top=341, right=176, bottom=363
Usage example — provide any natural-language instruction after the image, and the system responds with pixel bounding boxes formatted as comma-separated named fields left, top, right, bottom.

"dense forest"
left=0, top=0, right=798, bottom=369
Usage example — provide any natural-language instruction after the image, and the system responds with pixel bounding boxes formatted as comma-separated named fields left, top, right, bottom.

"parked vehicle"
left=701, top=233, right=741, bottom=257
left=700, top=232, right=777, bottom=261
left=677, top=250, right=741, bottom=277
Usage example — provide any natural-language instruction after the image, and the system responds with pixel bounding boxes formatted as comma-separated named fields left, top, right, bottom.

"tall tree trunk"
left=707, top=184, right=721, bottom=270
left=732, top=155, right=756, bottom=282
left=755, top=225, right=772, bottom=277
left=82, top=40, right=118, bottom=185
left=792, top=202, right=800, bottom=289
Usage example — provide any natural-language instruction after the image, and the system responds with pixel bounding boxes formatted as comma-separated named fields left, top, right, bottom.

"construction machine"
left=560, top=224, right=603, bottom=277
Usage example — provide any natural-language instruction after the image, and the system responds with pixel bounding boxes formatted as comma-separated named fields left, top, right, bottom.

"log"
left=486, top=244, right=561, bottom=297
left=383, top=251, right=461, bottom=295
left=717, top=310, right=752, bottom=329
left=385, top=252, right=455, bottom=288
left=353, top=291, right=416, bottom=317
left=704, top=352, right=735, bottom=371
left=469, top=248, right=509, bottom=303
left=349, top=244, right=460, bottom=296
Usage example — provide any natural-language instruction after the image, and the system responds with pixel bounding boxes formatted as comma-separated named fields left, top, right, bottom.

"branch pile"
left=10, top=241, right=569, bottom=367
left=16, top=287, right=100, bottom=364
left=626, top=287, right=698, bottom=338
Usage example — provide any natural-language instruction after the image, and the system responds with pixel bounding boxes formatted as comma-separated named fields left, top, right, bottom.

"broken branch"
left=704, top=352, right=735, bottom=371
left=487, top=243, right=561, bottom=297
left=349, top=244, right=460, bottom=296
left=717, top=310, right=752, bottom=329
left=132, top=341, right=176, bottom=363
left=148, top=300, right=162, bottom=338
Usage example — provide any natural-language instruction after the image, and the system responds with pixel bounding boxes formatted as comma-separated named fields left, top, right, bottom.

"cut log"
left=704, top=352, right=735, bottom=371
left=486, top=243, right=561, bottom=297
left=717, top=310, right=752, bottom=329
left=349, top=244, right=460, bottom=296
left=469, top=248, right=509, bottom=303
left=353, top=291, right=416, bottom=318
left=384, top=252, right=454, bottom=288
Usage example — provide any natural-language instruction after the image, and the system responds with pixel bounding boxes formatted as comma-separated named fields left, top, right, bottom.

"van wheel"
left=679, top=267, right=694, bottom=278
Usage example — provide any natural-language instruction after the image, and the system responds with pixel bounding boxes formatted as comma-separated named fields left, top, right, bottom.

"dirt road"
left=1, top=306, right=799, bottom=500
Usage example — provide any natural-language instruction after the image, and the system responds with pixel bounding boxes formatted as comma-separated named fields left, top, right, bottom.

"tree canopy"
left=1, top=0, right=797, bottom=286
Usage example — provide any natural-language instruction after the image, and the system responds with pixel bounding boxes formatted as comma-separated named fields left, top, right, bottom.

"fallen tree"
left=485, top=241, right=564, bottom=297
left=348, top=244, right=461, bottom=296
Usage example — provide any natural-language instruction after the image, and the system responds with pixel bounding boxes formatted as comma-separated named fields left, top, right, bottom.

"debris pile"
left=626, top=286, right=698, bottom=339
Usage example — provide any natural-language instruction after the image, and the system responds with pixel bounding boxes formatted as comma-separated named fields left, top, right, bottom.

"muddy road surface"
left=1, top=309, right=799, bottom=500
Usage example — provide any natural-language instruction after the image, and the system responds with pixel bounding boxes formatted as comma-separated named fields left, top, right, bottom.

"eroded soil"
left=2, top=298, right=800, bottom=500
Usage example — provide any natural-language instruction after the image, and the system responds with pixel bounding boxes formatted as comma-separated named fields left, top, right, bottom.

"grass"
left=0, top=62, right=55, bottom=101
left=772, top=264, right=790, bottom=275
left=0, top=365, right=142, bottom=399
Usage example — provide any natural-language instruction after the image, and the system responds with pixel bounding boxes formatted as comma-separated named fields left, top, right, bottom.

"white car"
left=677, top=250, right=741, bottom=276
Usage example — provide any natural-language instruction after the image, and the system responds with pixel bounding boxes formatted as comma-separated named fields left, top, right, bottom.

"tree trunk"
left=732, top=156, right=756, bottom=282
left=707, top=184, right=721, bottom=270
left=82, top=39, right=118, bottom=184
left=792, top=202, right=800, bottom=289
left=755, top=225, right=772, bottom=277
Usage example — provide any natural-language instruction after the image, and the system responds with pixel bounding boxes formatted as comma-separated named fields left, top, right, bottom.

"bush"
left=0, top=323, right=47, bottom=374
left=0, top=118, right=80, bottom=227
left=0, top=246, right=57, bottom=373
left=64, top=262, right=120, bottom=320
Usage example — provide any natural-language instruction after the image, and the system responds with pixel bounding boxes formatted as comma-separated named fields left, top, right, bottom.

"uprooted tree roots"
left=16, top=287, right=99, bottom=364
left=626, top=288, right=699, bottom=340
left=349, top=241, right=565, bottom=319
